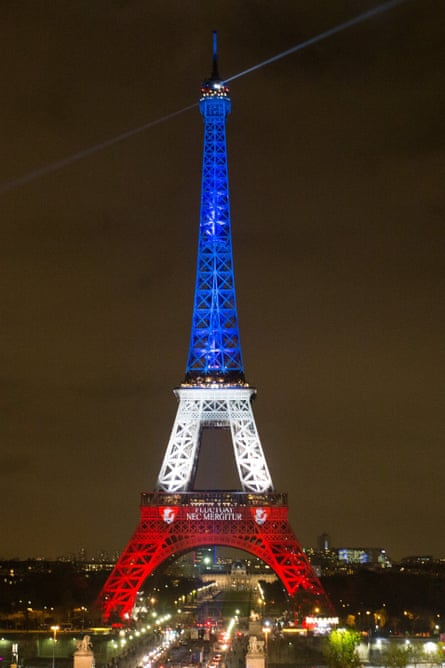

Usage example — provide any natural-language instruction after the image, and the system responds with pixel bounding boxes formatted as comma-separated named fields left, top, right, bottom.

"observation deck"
left=141, top=490, right=288, bottom=507
left=200, top=80, right=230, bottom=100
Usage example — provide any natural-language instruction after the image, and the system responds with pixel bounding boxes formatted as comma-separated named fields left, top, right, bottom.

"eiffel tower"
left=99, top=33, right=332, bottom=622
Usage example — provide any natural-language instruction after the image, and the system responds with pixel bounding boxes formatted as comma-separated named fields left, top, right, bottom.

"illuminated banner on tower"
left=160, top=503, right=273, bottom=524
left=186, top=505, right=242, bottom=521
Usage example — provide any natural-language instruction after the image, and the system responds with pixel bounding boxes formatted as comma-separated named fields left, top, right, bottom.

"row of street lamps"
left=51, top=625, right=59, bottom=668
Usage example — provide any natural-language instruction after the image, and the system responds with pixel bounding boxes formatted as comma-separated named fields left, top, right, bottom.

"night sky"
left=1, top=1, right=444, bottom=562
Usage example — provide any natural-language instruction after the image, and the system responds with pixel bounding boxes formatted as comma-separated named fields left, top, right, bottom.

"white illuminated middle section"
left=156, top=385, right=274, bottom=493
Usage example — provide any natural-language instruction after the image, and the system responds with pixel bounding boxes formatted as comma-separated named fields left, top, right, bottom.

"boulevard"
left=0, top=588, right=249, bottom=668
left=1, top=584, right=444, bottom=668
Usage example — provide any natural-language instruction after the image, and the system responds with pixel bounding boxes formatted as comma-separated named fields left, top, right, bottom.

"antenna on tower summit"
left=211, top=30, right=220, bottom=80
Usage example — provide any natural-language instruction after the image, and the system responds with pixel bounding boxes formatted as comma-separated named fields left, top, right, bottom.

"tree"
left=380, top=645, right=413, bottom=668
left=324, top=629, right=361, bottom=668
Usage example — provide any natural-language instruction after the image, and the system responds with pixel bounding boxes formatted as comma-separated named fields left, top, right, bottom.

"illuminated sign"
left=186, top=505, right=242, bottom=521
left=305, top=616, right=339, bottom=635
left=305, top=616, right=339, bottom=625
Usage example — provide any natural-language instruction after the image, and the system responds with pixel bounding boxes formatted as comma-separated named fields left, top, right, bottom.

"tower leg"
left=228, top=397, right=273, bottom=492
left=156, top=394, right=202, bottom=492
left=156, top=387, right=273, bottom=493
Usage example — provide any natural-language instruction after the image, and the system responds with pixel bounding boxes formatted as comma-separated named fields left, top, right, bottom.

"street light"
left=262, top=623, right=271, bottom=667
left=51, top=625, right=59, bottom=668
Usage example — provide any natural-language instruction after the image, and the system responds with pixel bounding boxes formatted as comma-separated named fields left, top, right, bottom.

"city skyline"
left=1, top=542, right=441, bottom=566
left=1, top=1, right=444, bottom=561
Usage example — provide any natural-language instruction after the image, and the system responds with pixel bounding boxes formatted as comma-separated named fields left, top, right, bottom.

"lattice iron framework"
left=185, top=35, right=243, bottom=382
left=99, top=33, right=332, bottom=622
left=101, top=493, right=330, bottom=621
left=156, top=35, right=272, bottom=495
left=156, top=387, right=273, bottom=493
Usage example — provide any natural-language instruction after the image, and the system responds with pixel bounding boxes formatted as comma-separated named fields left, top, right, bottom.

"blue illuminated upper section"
left=185, top=34, right=245, bottom=385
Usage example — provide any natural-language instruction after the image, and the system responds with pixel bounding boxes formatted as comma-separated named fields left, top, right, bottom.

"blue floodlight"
left=185, top=33, right=244, bottom=384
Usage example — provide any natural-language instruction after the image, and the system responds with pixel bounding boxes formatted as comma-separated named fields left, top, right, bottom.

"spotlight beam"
left=0, top=104, right=197, bottom=195
left=0, top=0, right=407, bottom=195
left=224, top=0, right=406, bottom=83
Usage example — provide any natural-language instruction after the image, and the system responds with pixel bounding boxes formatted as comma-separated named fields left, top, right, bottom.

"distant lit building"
left=336, top=547, right=391, bottom=569
left=304, top=547, right=339, bottom=575
left=398, top=555, right=445, bottom=575
left=194, top=547, right=216, bottom=571
left=305, top=542, right=392, bottom=574
left=400, top=555, right=433, bottom=565
left=201, top=559, right=277, bottom=590
left=317, top=533, right=331, bottom=551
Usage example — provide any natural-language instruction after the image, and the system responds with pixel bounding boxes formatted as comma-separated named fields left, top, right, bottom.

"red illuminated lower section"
left=99, top=491, right=331, bottom=621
